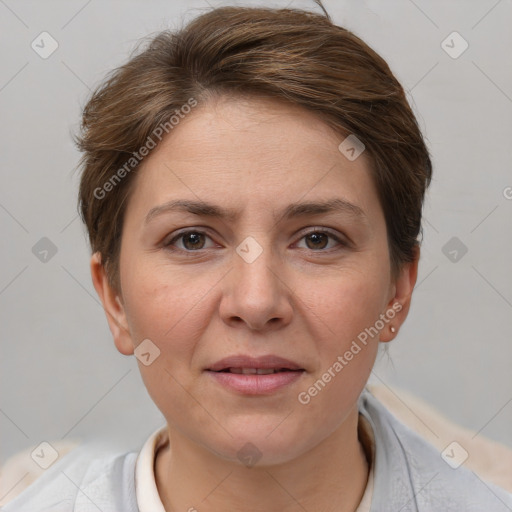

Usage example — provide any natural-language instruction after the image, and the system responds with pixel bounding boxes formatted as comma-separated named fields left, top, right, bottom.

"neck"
left=155, top=406, right=371, bottom=512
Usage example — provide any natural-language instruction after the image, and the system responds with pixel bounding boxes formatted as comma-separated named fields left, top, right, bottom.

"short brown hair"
left=75, top=3, right=432, bottom=292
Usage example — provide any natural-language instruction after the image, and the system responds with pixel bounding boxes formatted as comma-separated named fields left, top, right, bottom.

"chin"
left=200, top=420, right=315, bottom=468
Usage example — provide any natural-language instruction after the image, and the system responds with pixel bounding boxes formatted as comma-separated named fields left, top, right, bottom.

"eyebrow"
left=144, top=198, right=368, bottom=225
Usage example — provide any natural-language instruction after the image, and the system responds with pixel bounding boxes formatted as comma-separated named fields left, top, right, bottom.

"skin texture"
left=91, top=95, right=419, bottom=512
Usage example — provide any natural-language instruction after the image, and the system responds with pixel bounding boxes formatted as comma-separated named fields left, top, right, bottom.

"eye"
left=163, top=228, right=348, bottom=253
left=164, top=230, right=215, bottom=251
left=295, top=229, right=347, bottom=251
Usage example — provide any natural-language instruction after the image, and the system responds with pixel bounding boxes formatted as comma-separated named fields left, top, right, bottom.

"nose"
left=219, top=238, right=293, bottom=332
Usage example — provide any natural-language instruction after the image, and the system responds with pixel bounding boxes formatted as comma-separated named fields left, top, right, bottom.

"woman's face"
left=93, top=95, right=417, bottom=465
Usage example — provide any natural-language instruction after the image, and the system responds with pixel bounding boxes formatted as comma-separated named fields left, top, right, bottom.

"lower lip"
left=206, top=370, right=305, bottom=395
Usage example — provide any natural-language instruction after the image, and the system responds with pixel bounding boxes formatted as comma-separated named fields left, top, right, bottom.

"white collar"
left=135, top=425, right=168, bottom=512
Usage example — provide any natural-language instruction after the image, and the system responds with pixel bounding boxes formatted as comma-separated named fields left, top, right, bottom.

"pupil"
left=184, top=233, right=203, bottom=250
left=307, top=233, right=327, bottom=249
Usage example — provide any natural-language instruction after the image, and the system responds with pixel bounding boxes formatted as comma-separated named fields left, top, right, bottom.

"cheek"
left=296, top=268, right=388, bottom=395
left=301, top=266, right=389, bottom=342
left=122, top=257, right=213, bottom=341
left=121, top=267, right=215, bottom=421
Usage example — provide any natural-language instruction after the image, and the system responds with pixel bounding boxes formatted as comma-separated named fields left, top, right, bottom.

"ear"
left=90, top=252, right=134, bottom=356
left=380, top=245, right=420, bottom=342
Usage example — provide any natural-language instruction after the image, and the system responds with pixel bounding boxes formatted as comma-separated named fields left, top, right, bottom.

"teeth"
left=228, top=368, right=279, bottom=374
left=256, top=368, right=276, bottom=375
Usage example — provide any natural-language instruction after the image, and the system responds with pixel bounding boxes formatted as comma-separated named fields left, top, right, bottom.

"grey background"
left=1, top=0, right=511, bottom=473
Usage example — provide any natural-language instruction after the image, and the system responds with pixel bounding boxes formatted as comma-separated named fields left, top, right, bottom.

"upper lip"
left=207, top=355, right=304, bottom=372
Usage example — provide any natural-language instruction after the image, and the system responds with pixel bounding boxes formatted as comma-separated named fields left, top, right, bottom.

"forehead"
left=151, top=95, right=347, bottom=166
left=127, top=95, right=381, bottom=223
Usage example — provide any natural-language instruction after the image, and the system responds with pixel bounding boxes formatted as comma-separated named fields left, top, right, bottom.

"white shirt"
left=8, top=388, right=511, bottom=511
left=135, top=414, right=375, bottom=512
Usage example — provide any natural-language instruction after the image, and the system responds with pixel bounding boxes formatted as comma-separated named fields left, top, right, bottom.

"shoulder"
left=1, top=440, right=139, bottom=512
left=359, top=387, right=512, bottom=511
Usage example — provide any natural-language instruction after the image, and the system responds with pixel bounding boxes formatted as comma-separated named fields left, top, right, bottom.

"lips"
left=206, top=355, right=306, bottom=395
left=206, top=354, right=304, bottom=373
left=222, top=368, right=293, bottom=375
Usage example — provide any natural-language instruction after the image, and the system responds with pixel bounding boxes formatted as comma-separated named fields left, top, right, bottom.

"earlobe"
left=380, top=246, right=420, bottom=343
left=90, top=252, right=134, bottom=356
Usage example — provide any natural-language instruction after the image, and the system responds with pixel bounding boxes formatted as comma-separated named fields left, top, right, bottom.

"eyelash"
left=163, top=228, right=348, bottom=254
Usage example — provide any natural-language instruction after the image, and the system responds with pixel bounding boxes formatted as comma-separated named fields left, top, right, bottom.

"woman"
left=4, top=1, right=511, bottom=511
